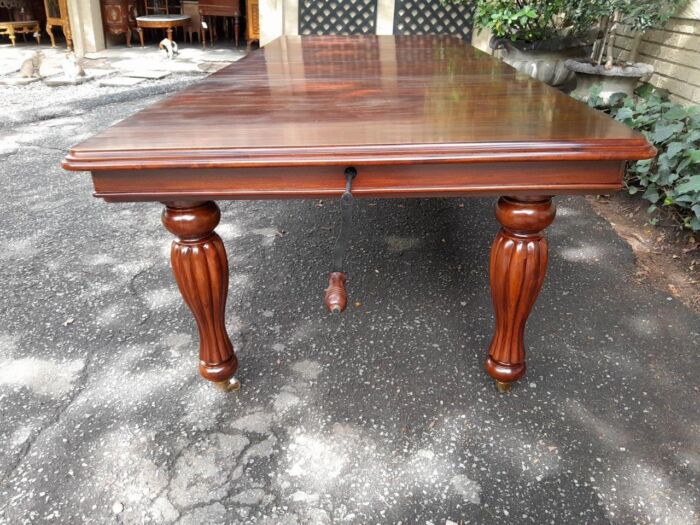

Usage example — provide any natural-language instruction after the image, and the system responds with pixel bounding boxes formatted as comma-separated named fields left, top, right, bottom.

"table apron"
left=91, top=160, right=625, bottom=202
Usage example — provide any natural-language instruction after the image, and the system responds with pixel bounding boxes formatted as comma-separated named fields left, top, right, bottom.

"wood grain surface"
left=63, top=35, right=654, bottom=196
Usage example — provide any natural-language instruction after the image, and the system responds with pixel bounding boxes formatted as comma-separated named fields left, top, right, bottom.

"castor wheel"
left=215, top=377, right=241, bottom=392
left=495, top=380, right=510, bottom=393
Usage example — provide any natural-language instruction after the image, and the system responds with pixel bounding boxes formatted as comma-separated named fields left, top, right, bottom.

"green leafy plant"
left=442, top=0, right=597, bottom=42
left=593, top=86, right=700, bottom=231
left=444, top=1, right=687, bottom=50
left=473, top=0, right=567, bottom=42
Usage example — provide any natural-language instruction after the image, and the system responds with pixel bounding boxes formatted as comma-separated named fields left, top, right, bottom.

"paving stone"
left=83, top=68, right=115, bottom=78
left=124, top=70, right=172, bottom=80
left=0, top=64, right=19, bottom=76
left=44, top=74, right=94, bottom=86
left=0, top=76, right=40, bottom=86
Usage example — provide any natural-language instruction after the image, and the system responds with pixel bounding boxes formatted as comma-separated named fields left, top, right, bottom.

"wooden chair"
left=144, top=0, right=181, bottom=15
left=142, top=0, right=185, bottom=41
left=199, top=0, right=241, bottom=48
left=44, top=0, right=72, bottom=49
left=181, top=0, right=201, bottom=43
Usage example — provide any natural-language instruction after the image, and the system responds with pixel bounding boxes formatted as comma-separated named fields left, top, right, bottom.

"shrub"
left=591, top=86, right=700, bottom=231
left=442, top=0, right=598, bottom=42
left=444, top=0, right=688, bottom=53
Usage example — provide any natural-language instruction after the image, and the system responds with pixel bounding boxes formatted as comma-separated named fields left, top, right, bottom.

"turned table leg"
left=162, top=201, right=240, bottom=392
left=486, top=196, right=556, bottom=392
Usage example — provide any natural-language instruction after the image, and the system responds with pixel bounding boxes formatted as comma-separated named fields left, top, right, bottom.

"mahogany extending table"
left=63, top=35, right=655, bottom=393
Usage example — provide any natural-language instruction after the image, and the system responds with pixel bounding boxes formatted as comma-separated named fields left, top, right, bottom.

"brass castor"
left=495, top=380, right=510, bottom=393
left=215, top=377, right=241, bottom=392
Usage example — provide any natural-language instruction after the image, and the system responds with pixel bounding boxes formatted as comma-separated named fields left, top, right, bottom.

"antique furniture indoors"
left=136, top=13, right=189, bottom=45
left=144, top=0, right=180, bottom=14
left=0, top=19, right=40, bottom=45
left=1, top=0, right=46, bottom=29
left=199, top=0, right=241, bottom=48
left=43, top=0, right=70, bottom=48
left=44, top=0, right=73, bottom=49
left=245, top=0, right=257, bottom=50
left=101, top=0, right=138, bottom=47
left=181, top=0, right=201, bottom=43
left=63, top=36, right=655, bottom=394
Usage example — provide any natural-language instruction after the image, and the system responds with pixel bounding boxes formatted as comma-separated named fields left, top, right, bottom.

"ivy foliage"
left=589, top=85, right=700, bottom=231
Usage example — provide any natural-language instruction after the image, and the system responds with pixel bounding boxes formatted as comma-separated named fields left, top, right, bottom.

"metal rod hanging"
left=324, top=167, right=356, bottom=313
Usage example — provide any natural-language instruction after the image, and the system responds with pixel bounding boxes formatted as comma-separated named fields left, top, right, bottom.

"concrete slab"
left=111, top=57, right=202, bottom=73
left=0, top=64, right=19, bottom=76
left=84, top=68, right=115, bottom=78
left=98, top=76, right=146, bottom=87
left=38, top=65, right=62, bottom=78
left=125, top=70, right=172, bottom=80
left=0, top=75, right=40, bottom=86
left=44, top=74, right=94, bottom=86
left=38, top=68, right=112, bottom=87
left=197, top=61, right=230, bottom=73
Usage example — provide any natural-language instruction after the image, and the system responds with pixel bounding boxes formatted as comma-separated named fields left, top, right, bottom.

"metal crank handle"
left=324, top=272, right=348, bottom=313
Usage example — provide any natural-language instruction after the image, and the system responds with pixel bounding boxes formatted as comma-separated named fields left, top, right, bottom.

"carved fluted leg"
left=162, top=201, right=239, bottom=391
left=486, top=196, right=556, bottom=391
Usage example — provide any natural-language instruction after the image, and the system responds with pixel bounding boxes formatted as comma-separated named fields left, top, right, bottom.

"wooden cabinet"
left=153, top=0, right=256, bottom=49
left=101, top=0, right=139, bottom=47
left=44, top=0, right=71, bottom=49
left=246, top=0, right=257, bottom=49
left=181, top=0, right=201, bottom=43
left=198, top=0, right=241, bottom=47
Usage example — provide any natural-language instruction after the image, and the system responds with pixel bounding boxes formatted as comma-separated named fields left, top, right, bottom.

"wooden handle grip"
left=324, top=272, right=347, bottom=313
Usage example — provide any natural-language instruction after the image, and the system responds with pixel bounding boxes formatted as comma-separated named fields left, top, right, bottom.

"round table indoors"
left=136, top=14, right=191, bottom=46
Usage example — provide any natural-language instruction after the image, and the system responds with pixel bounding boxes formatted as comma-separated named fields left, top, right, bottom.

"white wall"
left=67, top=0, right=105, bottom=56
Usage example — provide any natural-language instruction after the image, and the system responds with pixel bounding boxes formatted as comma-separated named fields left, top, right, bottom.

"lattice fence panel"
left=393, top=0, right=475, bottom=40
left=299, top=0, right=378, bottom=35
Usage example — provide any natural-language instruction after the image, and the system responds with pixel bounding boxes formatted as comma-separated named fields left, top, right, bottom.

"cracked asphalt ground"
left=1, top=66, right=699, bottom=525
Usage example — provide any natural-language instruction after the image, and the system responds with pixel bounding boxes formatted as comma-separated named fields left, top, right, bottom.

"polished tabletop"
left=63, top=35, right=653, bottom=172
